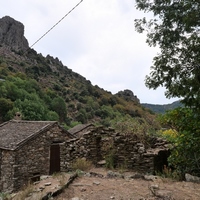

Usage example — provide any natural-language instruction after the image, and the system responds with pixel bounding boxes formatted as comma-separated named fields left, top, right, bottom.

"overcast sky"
left=1, top=0, right=179, bottom=104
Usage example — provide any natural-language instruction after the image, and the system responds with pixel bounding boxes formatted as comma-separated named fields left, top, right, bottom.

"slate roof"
left=68, top=124, right=94, bottom=135
left=0, top=120, right=57, bottom=150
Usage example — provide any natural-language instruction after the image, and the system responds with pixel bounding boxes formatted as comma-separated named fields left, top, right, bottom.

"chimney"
left=14, top=112, right=22, bottom=120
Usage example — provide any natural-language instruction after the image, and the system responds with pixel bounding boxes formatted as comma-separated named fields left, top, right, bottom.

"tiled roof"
left=0, top=120, right=57, bottom=150
left=68, top=124, right=94, bottom=135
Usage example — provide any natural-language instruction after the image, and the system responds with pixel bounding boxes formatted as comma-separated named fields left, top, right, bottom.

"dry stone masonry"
left=60, top=126, right=169, bottom=174
left=0, top=121, right=169, bottom=193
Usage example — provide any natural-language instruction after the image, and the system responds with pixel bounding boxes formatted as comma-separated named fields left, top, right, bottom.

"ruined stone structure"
left=0, top=121, right=169, bottom=192
left=0, top=120, right=74, bottom=192
left=60, top=127, right=169, bottom=174
left=112, top=134, right=169, bottom=173
left=60, top=126, right=115, bottom=171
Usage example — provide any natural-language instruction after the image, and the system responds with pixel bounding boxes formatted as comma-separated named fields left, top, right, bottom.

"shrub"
left=105, top=150, right=116, bottom=169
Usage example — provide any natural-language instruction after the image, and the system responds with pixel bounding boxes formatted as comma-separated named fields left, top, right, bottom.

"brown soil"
left=54, top=168, right=200, bottom=200
left=12, top=168, right=200, bottom=200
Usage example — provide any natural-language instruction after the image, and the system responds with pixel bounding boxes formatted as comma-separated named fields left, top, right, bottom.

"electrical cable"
left=30, top=0, right=83, bottom=49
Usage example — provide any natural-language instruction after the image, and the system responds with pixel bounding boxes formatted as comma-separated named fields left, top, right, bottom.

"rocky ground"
left=12, top=168, right=200, bottom=200
left=54, top=168, right=200, bottom=200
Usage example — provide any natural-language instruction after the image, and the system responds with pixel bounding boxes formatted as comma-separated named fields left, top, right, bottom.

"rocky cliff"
left=116, top=89, right=140, bottom=103
left=0, top=16, right=29, bottom=51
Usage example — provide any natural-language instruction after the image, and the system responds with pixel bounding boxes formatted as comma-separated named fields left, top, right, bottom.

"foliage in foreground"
left=158, top=108, right=200, bottom=177
left=135, top=0, right=200, bottom=179
left=135, top=0, right=200, bottom=110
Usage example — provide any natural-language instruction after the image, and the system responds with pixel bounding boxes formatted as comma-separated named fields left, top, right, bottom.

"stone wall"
left=61, top=127, right=169, bottom=174
left=112, top=134, right=169, bottom=173
left=60, top=127, right=115, bottom=171
left=0, top=150, right=15, bottom=192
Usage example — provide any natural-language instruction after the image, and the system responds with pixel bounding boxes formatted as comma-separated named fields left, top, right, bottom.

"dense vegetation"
left=158, top=108, right=200, bottom=177
left=135, top=0, right=200, bottom=177
left=0, top=47, right=158, bottom=133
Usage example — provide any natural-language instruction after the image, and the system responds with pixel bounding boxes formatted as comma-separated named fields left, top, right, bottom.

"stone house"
left=0, top=120, right=74, bottom=192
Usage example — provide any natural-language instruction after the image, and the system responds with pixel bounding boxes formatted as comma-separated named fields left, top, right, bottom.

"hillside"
left=0, top=16, right=159, bottom=131
left=142, top=100, right=183, bottom=114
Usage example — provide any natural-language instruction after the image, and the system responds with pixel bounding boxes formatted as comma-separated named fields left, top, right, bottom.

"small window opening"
left=30, top=172, right=40, bottom=183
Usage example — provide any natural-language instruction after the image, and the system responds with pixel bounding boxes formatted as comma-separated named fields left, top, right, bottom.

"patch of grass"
left=156, top=165, right=181, bottom=181
left=0, top=192, right=10, bottom=200
left=117, top=159, right=128, bottom=173
left=71, top=158, right=93, bottom=172
left=52, top=172, right=68, bottom=187
left=105, top=150, right=116, bottom=169
left=13, top=182, right=34, bottom=200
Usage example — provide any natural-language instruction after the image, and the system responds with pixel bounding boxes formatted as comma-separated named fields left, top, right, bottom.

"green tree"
left=135, top=0, right=200, bottom=110
left=46, top=111, right=59, bottom=121
left=51, top=97, right=67, bottom=122
left=0, top=98, right=13, bottom=121
left=75, top=108, right=87, bottom=124
left=14, top=98, right=47, bottom=120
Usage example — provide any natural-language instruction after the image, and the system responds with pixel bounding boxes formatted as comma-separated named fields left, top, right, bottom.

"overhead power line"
left=30, top=0, right=83, bottom=48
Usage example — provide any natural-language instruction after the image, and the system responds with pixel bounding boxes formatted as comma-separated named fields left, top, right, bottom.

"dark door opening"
left=49, top=144, right=60, bottom=174
left=154, top=150, right=170, bottom=173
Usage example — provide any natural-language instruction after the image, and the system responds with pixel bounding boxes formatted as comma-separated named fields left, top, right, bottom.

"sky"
left=1, top=0, right=179, bottom=104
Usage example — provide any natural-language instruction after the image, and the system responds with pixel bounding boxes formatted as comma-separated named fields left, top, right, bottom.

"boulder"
left=185, top=173, right=200, bottom=183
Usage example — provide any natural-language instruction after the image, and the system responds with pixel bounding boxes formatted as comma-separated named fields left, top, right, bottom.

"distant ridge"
left=142, top=100, right=183, bottom=114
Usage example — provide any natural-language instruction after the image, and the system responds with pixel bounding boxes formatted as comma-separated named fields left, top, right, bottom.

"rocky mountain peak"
left=0, top=16, right=29, bottom=51
left=116, top=89, right=140, bottom=103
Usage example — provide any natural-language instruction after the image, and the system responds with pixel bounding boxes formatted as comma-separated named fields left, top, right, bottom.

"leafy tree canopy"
left=135, top=0, right=200, bottom=110
left=158, top=107, right=200, bottom=176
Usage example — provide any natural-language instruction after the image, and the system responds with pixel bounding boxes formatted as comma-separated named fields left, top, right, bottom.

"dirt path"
left=11, top=168, right=200, bottom=200
left=54, top=168, right=200, bottom=200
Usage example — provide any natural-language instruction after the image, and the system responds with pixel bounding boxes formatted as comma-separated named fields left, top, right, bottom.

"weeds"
left=118, top=160, right=128, bottom=173
left=0, top=192, right=10, bottom=200
left=156, top=165, right=181, bottom=180
left=52, top=172, right=68, bottom=187
left=71, top=158, right=93, bottom=172
left=13, top=182, right=34, bottom=200
left=105, top=150, right=116, bottom=169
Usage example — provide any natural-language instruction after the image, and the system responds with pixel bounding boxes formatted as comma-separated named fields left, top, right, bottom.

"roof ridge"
left=0, top=120, right=10, bottom=127
left=15, top=123, right=56, bottom=149
left=0, top=120, right=58, bottom=150
left=10, top=120, right=57, bottom=123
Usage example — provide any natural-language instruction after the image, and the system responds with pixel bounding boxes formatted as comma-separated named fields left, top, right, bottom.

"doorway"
left=154, top=150, right=170, bottom=173
left=49, top=144, right=60, bottom=174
